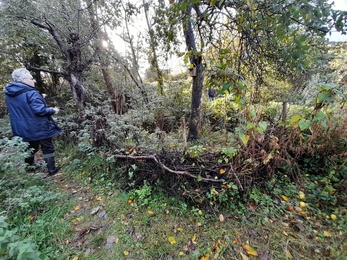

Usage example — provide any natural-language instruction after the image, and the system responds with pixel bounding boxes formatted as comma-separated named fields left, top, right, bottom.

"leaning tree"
left=0, top=0, right=123, bottom=109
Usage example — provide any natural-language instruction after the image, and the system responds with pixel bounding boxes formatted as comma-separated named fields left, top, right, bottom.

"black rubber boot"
left=25, top=156, right=38, bottom=172
left=44, top=156, right=60, bottom=176
left=25, top=156, right=35, bottom=166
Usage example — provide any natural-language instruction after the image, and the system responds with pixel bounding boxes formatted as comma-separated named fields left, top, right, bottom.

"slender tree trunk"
left=188, top=62, right=204, bottom=140
left=121, top=3, right=149, bottom=103
left=183, top=6, right=204, bottom=141
left=86, top=0, right=122, bottom=114
left=143, top=0, right=164, bottom=95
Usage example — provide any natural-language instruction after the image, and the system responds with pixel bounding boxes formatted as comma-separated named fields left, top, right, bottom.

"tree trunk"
left=143, top=0, right=164, bottom=95
left=67, top=73, right=87, bottom=109
left=121, top=3, right=149, bottom=103
left=188, top=62, right=204, bottom=140
left=86, top=0, right=122, bottom=114
left=183, top=6, right=204, bottom=141
left=31, top=20, right=89, bottom=109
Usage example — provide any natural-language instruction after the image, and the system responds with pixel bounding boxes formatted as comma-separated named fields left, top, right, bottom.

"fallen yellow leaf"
left=192, top=233, right=197, bottom=243
left=219, top=214, right=225, bottom=222
left=72, top=257, right=78, bottom=260
left=298, top=191, right=305, bottom=199
left=323, top=231, right=332, bottom=237
left=176, top=227, right=183, bottom=232
left=243, top=244, right=258, bottom=256
left=280, top=195, right=289, bottom=201
left=200, top=253, right=209, bottom=260
left=299, top=201, right=306, bottom=208
left=123, top=250, right=129, bottom=256
left=71, top=217, right=82, bottom=224
left=168, top=236, right=176, bottom=244
left=148, top=210, right=155, bottom=217
left=330, top=214, right=337, bottom=220
left=219, top=169, right=226, bottom=174
left=74, top=205, right=82, bottom=211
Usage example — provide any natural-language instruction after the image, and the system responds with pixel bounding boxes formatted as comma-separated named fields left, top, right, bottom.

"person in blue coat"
left=4, top=68, right=62, bottom=176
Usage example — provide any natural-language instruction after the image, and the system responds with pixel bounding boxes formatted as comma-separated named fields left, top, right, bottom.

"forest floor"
left=40, top=166, right=347, bottom=260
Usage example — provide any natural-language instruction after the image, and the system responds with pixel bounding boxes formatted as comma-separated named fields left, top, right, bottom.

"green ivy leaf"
left=223, top=147, right=238, bottom=157
left=239, top=133, right=250, bottom=147
left=257, top=121, right=268, bottom=133
left=317, top=92, right=334, bottom=103
left=290, top=114, right=302, bottom=127
left=313, top=111, right=326, bottom=121
left=298, top=119, right=311, bottom=131
left=246, top=122, right=255, bottom=130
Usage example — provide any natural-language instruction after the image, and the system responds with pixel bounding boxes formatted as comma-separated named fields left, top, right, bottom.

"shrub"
left=0, top=216, right=47, bottom=260
left=0, top=137, right=29, bottom=173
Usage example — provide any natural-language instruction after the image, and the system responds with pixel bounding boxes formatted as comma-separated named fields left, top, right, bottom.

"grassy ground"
left=1, top=162, right=347, bottom=260
left=1, top=132, right=347, bottom=260
left=53, top=173, right=347, bottom=260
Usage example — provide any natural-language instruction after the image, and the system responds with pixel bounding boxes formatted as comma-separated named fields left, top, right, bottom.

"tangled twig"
left=114, top=154, right=224, bottom=183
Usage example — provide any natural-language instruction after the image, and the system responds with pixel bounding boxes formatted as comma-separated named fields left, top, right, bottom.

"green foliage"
left=0, top=137, right=29, bottom=173
left=3, top=185, right=60, bottom=218
left=0, top=216, right=47, bottom=260
left=185, top=145, right=205, bottom=158
left=128, top=182, right=153, bottom=207
left=303, top=168, right=346, bottom=212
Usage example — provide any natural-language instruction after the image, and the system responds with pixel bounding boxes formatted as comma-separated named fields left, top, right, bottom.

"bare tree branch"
left=114, top=154, right=224, bottom=183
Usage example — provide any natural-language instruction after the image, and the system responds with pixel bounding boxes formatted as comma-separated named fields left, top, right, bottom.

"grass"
left=39, top=168, right=347, bottom=259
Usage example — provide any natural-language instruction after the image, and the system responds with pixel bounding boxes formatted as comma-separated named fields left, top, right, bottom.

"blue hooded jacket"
left=4, top=81, right=62, bottom=141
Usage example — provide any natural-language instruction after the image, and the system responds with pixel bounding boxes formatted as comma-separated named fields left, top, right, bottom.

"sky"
left=328, top=0, right=347, bottom=41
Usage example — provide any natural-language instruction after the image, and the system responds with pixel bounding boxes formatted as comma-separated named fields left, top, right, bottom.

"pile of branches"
left=58, top=110, right=347, bottom=206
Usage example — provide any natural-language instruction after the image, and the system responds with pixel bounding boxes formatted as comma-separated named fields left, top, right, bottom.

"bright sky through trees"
left=328, top=0, right=347, bottom=41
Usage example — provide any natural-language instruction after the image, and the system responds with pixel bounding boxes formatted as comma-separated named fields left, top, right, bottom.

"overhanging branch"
left=27, top=66, right=67, bottom=77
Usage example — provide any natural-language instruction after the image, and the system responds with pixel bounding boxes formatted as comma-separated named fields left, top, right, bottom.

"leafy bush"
left=0, top=216, right=47, bottom=260
left=0, top=137, right=29, bottom=173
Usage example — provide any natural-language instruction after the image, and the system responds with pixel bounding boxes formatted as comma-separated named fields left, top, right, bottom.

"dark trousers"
left=25, top=138, right=55, bottom=165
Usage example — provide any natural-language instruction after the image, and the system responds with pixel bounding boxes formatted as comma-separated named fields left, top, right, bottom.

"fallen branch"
left=114, top=154, right=224, bottom=183
left=228, top=163, right=244, bottom=191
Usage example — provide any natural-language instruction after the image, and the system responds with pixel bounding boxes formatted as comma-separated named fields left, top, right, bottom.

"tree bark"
left=31, top=20, right=89, bottom=109
left=143, top=0, right=164, bottom=95
left=183, top=6, right=204, bottom=141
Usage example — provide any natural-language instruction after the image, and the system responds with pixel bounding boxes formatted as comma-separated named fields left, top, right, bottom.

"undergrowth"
left=1, top=83, right=347, bottom=258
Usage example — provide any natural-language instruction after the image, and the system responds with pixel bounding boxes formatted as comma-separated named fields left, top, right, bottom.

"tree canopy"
left=0, top=0, right=346, bottom=138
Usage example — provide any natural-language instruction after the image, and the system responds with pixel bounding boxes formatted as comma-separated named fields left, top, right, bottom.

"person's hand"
left=52, top=107, right=60, bottom=114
